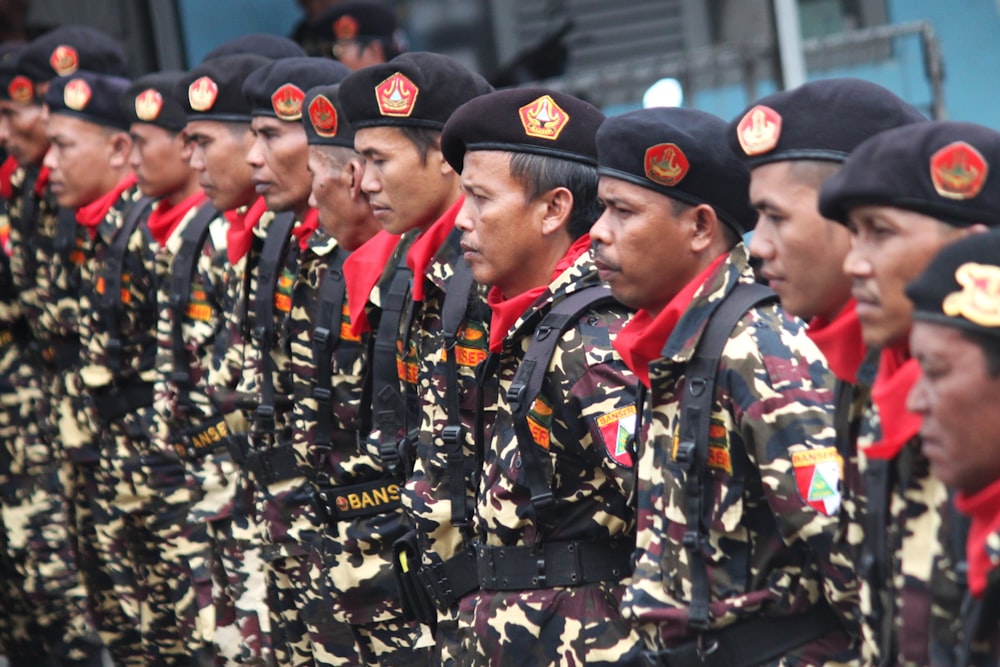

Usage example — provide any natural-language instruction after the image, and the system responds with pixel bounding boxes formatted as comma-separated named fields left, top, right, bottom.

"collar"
left=225, top=196, right=267, bottom=264
left=406, top=196, right=464, bottom=302
left=147, top=190, right=206, bottom=246
left=955, top=477, right=1000, bottom=598
left=806, top=298, right=867, bottom=384
left=291, top=208, right=319, bottom=251
left=75, top=173, right=138, bottom=228
left=864, top=342, right=922, bottom=461
left=343, top=229, right=402, bottom=337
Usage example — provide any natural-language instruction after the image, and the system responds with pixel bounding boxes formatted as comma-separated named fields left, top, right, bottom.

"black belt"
left=171, top=415, right=234, bottom=461
left=476, top=538, right=633, bottom=591
left=641, top=601, right=843, bottom=667
left=314, top=476, right=402, bottom=521
left=417, top=544, right=480, bottom=612
left=93, top=381, right=154, bottom=424
left=245, top=444, right=304, bottom=486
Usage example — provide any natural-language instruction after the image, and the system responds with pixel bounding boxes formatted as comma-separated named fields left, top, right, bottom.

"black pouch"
left=391, top=530, right=437, bottom=625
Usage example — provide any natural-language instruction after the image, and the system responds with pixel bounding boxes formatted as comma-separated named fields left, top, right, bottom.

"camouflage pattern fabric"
left=623, top=245, right=861, bottom=666
left=458, top=251, right=644, bottom=666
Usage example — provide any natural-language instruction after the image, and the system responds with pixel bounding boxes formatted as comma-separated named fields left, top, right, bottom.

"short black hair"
left=509, top=152, right=602, bottom=240
left=400, top=125, right=440, bottom=165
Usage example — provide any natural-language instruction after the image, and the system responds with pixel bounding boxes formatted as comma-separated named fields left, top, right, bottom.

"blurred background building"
left=3, top=0, right=999, bottom=126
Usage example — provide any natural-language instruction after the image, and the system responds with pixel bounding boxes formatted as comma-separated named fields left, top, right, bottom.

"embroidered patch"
left=271, top=83, right=305, bottom=121
left=7, top=75, right=33, bottom=104
left=188, top=76, right=219, bottom=112
left=63, top=78, right=91, bottom=111
left=308, top=94, right=338, bottom=137
left=274, top=268, right=295, bottom=313
left=791, top=447, right=842, bottom=517
left=596, top=405, right=636, bottom=467
left=186, top=288, right=212, bottom=322
left=339, top=303, right=361, bottom=342
left=930, top=141, right=988, bottom=200
left=527, top=395, right=553, bottom=450
left=375, top=72, right=418, bottom=117
left=736, top=105, right=782, bottom=156
left=334, top=14, right=359, bottom=40
left=134, top=88, right=163, bottom=122
left=518, top=94, right=570, bottom=141
left=439, top=321, right=488, bottom=367
left=644, top=143, right=689, bottom=187
left=50, top=45, right=79, bottom=76
left=943, top=262, right=1000, bottom=327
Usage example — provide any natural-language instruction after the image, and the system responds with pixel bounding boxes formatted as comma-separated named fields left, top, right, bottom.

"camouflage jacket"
left=961, top=533, right=1000, bottom=667
left=857, top=413, right=967, bottom=667
left=623, top=246, right=860, bottom=664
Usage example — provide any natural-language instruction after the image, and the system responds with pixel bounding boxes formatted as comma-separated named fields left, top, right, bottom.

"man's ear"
left=347, top=157, right=366, bottom=202
left=689, top=203, right=723, bottom=253
left=109, top=131, right=133, bottom=169
left=539, top=186, right=573, bottom=237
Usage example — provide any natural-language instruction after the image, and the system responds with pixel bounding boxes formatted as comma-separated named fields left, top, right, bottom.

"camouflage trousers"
left=455, top=583, right=645, bottom=667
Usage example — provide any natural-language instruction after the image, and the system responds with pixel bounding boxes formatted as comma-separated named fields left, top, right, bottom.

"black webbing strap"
left=53, top=205, right=78, bottom=256
left=832, top=380, right=854, bottom=462
left=476, top=538, right=632, bottom=590
left=670, top=281, right=776, bottom=633
left=441, top=259, right=476, bottom=528
left=167, top=203, right=220, bottom=412
left=371, top=253, right=412, bottom=477
left=17, top=170, right=39, bottom=278
left=101, top=196, right=154, bottom=376
left=507, top=285, right=617, bottom=520
left=311, top=250, right=349, bottom=452
left=861, top=457, right=892, bottom=666
left=251, top=211, right=296, bottom=436
left=958, top=578, right=1000, bottom=667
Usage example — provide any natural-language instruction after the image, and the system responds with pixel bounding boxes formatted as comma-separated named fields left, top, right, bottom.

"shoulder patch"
left=596, top=405, right=636, bottom=467
left=791, top=446, right=842, bottom=517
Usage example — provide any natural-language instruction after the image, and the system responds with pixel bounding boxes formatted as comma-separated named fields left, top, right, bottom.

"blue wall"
left=176, top=0, right=302, bottom=65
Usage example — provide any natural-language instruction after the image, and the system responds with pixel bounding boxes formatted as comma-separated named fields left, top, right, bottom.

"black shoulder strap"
left=101, top=196, right=154, bottom=376
left=371, top=252, right=413, bottom=477
left=312, top=248, right=349, bottom=450
left=441, top=259, right=476, bottom=528
left=168, top=203, right=220, bottom=405
left=53, top=205, right=79, bottom=255
left=252, top=211, right=296, bottom=434
left=507, top=284, right=618, bottom=520
left=672, top=281, right=776, bottom=632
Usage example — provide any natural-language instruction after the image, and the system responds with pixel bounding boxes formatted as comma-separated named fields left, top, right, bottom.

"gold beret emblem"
left=943, top=262, right=1000, bottom=327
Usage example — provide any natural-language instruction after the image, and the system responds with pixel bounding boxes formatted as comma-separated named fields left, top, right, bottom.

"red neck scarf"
left=224, top=196, right=267, bottom=264
left=864, top=343, right=922, bottom=460
left=343, top=229, right=401, bottom=337
left=292, top=208, right=319, bottom=251
left=807, top=298, right=867, bottom=384
left=614, top=253, right=728, bottom=387
left=147, top=191, right=206, bottom=246
left=75, top=173, right=137, bottom=229
left=487, top=235, right=591, bottom=353
left=955, top=477, right=1000, bottom=598
left=0, top=156, right=18, bottom=199
left=406, top=196, right=464, bottom=302
left=34, top=166, right=50, bottom=196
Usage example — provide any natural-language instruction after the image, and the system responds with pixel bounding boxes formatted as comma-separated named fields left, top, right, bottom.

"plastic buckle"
left=506, top=383, right=526, bottom=412
left=313, top=387, right=332, bottom=402
left=314, top=326, right=330, bottom=346
left=442, top=425, right=461, bottom=447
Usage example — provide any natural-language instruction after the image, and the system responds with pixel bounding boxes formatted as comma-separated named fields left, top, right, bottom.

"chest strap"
left=311, top=250, right=349, bottom=453
left=476, top=538, right=632, bottom=591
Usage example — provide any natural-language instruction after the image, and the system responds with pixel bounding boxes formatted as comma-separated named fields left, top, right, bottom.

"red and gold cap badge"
left=271, top=83, right=305, bottom=121
left=644, top=143, right=689, bottom=187
left=188, top=76, right=218, bottom=112
left=63, top=78, right=91, bottom=111
left=334, top=15, right=359, bottom=40
left=943, top=262, right=1000, bottom=327
left=134, top=88, right=163, bottom=122
left=49, top=45, right=80, bottom=76
left=736, top=105, right=782, bottom=156
left=375, top=72, right=418, bottom=117
left=518, top=94, right=570, bottom=141
left=7, top=75, right=34, bottom=104
left=308, top=94, right=338, bottom=137
left=930, top=141, right=988, bottom=200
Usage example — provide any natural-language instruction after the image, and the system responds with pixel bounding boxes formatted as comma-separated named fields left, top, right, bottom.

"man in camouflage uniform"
left=299, top=82, right=422, bottom=665
left=590, top=107, right=861, bottom=666
left=339, top=52, right=494, bottom=663
left=905, top=231, right=1000, bottom=666
left=236, top=56, right=354, bottom=666
left=439, top=87, right=643, bottom=666
left=2, top=26, right=128, bottom=667
left=176, top=51, right=277, bottom=666
left=819, top=121, right=1000, bottom=667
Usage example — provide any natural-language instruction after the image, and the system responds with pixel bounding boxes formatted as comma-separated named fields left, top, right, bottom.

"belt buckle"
left=696, top=634, right=719, bottom=662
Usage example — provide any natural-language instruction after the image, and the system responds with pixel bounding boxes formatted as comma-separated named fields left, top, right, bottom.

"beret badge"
left=375, top=72, right=418, bottom=117
left=308, top=94, right=338, bottom=137
left=334, top=15, right=359, bottom=40
left=134, top=88, right=164, bottom=122
left=7, top=76, right=33, bottom=104
left=736, top=105, right=782, bottom=156
left=49, top=45, right=80, bottom=76
left=943, top=262, right=1000, bottom=327
left=644, top=143, right=690, bottom=187
left=271, top=83, right=305, bottom=121
left=518, top=94, right=570, bottom=141
left=188, top=76, right=219, bottom=112
left=63, top=78, right=91, bottom=111
left=930, top=141, right=988, bottom=200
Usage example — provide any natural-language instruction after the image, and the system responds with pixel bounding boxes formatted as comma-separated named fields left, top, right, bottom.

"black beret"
left=303, top=1, right=398, bottom=54
left=728, top=78, right=927, bottom=167
left=243, top=57, right=351, bottom=122
left=175, top=54, right=271, bottom=123
left=202, top=33, right=306, bottom=62
left=596, top=107, right=756, bottom=235
left=302, top=84, right=357, bottom=148
left=907, top=230, right=1000, bottom=339
left=339, top=51, right=493, bottom=131
left=0, top=43, right=28, bottom=103
left=120, top=71, right=188, bottom=132
left=17, top=25, right=127, bottom=83
left=440, top=87, right=604, bottom=172
left=819, top=121, right=1000, bottom=228
left=45, top=71, right=131, bottom=131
